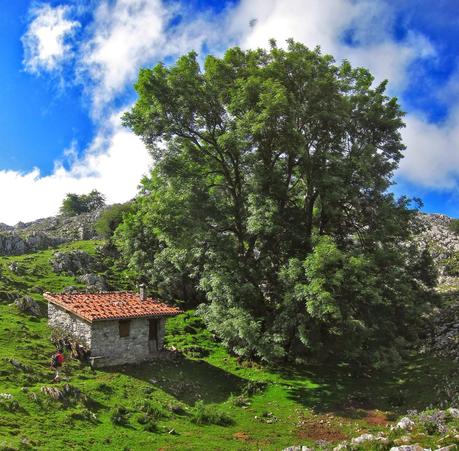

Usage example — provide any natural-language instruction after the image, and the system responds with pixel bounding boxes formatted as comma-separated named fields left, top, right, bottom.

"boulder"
left=78, top=273, right=107, bottom=291
left=51, top=250, right=96, bottom=275
left=390, top=446, right=428, bottom=451
left=396, top=417, right=415, bottom=431
left=14, top=296, right=41, bottom=316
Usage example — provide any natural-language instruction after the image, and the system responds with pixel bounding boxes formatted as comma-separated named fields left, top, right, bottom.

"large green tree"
left=119, top=40, right=435, bottom=365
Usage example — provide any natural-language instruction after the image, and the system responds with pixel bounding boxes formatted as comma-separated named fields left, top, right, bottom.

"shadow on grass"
left=273, top=354, right=459, bottom=418
left=102, top=354, right=248, bottom=406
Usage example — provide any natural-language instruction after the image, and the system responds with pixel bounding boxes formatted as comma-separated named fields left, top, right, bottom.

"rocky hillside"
left=416, top=213, right=459, bottom=290
left=0, top=209, right=105, bottom=256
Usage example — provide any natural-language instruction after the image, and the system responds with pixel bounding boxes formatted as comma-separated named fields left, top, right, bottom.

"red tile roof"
left=44, top=291, right=182, bottom=323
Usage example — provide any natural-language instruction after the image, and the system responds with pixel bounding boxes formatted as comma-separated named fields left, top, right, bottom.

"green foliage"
left=120, top=40, right=433, bottom=366
left=443, top=252, right=459, bottom=276
left=191, top=401, right=234, bottom=426
left=95, top=202, right=132, bottom=239
left=448, top=218, right=459, bottom=235
left=111, top=405, right=130, bottom=426
left=60, top=190, right=105, bottom=216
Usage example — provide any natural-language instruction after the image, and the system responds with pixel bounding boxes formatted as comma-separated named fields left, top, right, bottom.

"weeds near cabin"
left=191, top=401, right=234, bottom=426
left=111, top=405, right=130, bottom=426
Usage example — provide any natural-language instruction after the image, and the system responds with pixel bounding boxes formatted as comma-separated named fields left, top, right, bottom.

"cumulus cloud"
left=22, top=4, right=80, bottom=73
left=229, top=0, right=435, bottom=91
left=80, top=0, right=170, bottom=114
left=399, top=110, right=459, bottom=189
left=0, top=113, right=152, bottom=225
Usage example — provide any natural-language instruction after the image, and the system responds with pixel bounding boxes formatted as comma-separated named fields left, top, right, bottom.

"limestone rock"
left=78, top=273, right=107, bottom=291
left=14, top=296, right=41, bottom=317
left=390, top=446, right=429, bottom=451
left=396, top=417, right=416, bottom=431
left=51, top=250, right=96, bottom=276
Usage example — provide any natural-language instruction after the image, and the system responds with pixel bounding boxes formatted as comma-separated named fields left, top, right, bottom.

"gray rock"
left=351, top=433, right=375, bottom=444
left=78, top=273, right=107, bottom=291
left=447, top=407, right=459, bottom=418
left=396, top=417, right=415, bottom=430
left=14, top=296, right=41, bottom=316
left=390, top=447, right=429, bottom=451
left=51, top=250, right=96, bottom=276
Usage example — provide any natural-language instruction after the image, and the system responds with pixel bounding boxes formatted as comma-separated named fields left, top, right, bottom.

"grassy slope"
left=0, top=242, right=458, bottom=450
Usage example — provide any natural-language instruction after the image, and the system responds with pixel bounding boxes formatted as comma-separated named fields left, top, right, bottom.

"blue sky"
left=0, top=0, right=459, bottom=224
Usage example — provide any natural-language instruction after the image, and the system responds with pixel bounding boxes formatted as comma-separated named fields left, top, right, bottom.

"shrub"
left=448, top=218, right=459, bottom=235
left=167, top=403, right=186, bottom=415
left=417, top=409, right=448, bottom=435
left=96, top=383, right=114, bottom=396
left=242, top=380, right=267, bottom=397
left=69, top=409, right=98, bottom=423
left=191, top=401, right=234, bottom=426
left=443, top=252, right=459, bottom=276
left=231, top=394, right=250, bottom=407
left=111, top=406, right=129, bottom=426
left=137, top=401, right=167, bottom=420
left=95, top=203, right=132, bottom=239
left=137, top=415, right=158, bottom=432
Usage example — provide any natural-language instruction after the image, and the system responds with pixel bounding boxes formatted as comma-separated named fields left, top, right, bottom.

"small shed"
left=44, top=288, right=181, bottom=367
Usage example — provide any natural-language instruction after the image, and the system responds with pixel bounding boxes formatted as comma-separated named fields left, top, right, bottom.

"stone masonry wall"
left=90, top=317, right=166, bottom=367
left=48, top=303, right=92, bottom=347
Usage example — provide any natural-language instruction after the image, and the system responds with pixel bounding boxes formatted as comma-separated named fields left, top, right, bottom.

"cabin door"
left=148, top=319, right=159, bottom=352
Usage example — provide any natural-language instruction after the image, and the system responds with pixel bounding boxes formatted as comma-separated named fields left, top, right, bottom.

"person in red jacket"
left=51, top=350, right=64, bottom=382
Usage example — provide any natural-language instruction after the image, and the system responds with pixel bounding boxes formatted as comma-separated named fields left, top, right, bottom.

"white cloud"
left=0, top=113, right=152, bottom=225
left=80, top=0, right=170, bottom=114
left=22, top=4, right=80, bottom=73
left=399, top=109, right=459, bottom=189
left=229, top=0, right=435, bottom=91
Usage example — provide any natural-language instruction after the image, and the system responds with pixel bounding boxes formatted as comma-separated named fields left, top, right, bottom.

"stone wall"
left=90, top=317, right=165, bottom=367
left=48, top=303, right=92, bottom=347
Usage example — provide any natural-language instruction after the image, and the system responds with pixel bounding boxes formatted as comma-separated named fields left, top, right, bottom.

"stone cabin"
left=44, top=288, right=181, bottom=367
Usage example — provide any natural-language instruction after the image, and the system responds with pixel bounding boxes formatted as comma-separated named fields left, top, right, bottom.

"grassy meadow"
left=0, top=242, right=458, bottom=450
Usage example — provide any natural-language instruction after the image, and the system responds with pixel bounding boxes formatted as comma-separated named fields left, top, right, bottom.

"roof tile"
left=44, top=291, right=182, bottom=323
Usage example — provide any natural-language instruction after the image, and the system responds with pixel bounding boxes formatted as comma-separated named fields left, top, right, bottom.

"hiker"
left=50, top=350, right=64, bottom=382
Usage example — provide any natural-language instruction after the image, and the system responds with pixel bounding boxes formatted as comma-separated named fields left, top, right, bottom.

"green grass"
left=0, top=243, right=458, bottom=450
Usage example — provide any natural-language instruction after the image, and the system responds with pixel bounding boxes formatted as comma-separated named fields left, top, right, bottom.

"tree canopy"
left=60, top=190, right=106, bottom=217
left=119, top=40, right=435, bottom=366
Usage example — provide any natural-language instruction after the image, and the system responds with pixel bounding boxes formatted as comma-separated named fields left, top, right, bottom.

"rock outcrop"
left=415, top=213, right=459, bottom=287
left=51, top=250, right=97, bottom=276
left=0, top=209, right=106, bottom=256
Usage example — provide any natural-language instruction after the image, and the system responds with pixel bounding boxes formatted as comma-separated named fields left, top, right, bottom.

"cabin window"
left=119, top=320, right=130, bottom=337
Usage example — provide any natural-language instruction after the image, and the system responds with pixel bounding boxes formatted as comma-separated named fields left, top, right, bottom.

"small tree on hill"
left=60, top=190, right=106, bottom=216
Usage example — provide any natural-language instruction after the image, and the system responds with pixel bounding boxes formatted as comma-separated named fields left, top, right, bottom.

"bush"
left=137, top=401, right=167, bottom=420
left=111, top=406, right=129, bottom=426
left=191, top=401, right=234, bottom=426
left=96, top=383, right=114, bottom=396
left=95, top=203, right=132, bottom=239
left=443, top=252, right=459, bottom=276
left=167, top=403, right=186, bottom=415
left=448, top=218, right=459, bottom=235
left=242, top=380, right=267, bottom=397
left=231, top=394, right=250, bottom=407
